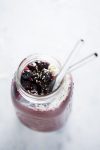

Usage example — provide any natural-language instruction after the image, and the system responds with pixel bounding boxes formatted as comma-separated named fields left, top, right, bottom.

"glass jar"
left=11, top=54, right=73, bottom=132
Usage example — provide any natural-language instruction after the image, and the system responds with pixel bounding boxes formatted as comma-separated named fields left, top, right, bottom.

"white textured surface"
left=0, top=0, right=100, bottom=150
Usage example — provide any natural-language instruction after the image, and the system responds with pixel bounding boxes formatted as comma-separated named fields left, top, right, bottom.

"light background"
left=0, top=0, right=100, bottom=150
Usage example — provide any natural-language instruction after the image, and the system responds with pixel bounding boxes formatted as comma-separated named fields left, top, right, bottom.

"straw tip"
left=80, top=39, right=84, bottom=42
left=94, top=52, right=98, bottom=57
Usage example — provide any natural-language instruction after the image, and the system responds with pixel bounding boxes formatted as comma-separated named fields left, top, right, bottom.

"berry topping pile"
left=21, top=61, right=55, bottom=95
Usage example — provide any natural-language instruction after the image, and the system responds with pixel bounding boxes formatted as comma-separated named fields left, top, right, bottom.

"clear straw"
left=68, top=52, right=98, bottom=72
left=53, top=39, right=85, bottom=90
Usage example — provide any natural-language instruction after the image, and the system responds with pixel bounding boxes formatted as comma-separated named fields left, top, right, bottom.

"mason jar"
left=11, top=54, right=73, bottom=132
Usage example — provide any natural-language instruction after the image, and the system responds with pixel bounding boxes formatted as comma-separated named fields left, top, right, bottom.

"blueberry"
left=35, top=61, right=49, bottom=71
left=41, top=62, right=49, bottom=69
left=32, top=73, right=39, bottom=81
left=42, top=89, right=48, bottom=95
left=41, top=70, right=52, bottom=83
left=33, top=84, right=38, bottom=90
left=28, top=63, right=37, bottom=72
left=30, top=84, right=38, bottom=94
left=36, top=84, right=42, bottom=95
left=21, top=80, right=32, bottom=90
left=45, top=73, right=52, bottom=82
left=21, top=71, right=32, bottom=80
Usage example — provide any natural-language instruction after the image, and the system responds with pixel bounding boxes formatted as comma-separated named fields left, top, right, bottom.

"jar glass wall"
left=11, top=54, right=73, bottom=132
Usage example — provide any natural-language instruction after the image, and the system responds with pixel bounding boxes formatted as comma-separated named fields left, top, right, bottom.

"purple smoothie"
left=11, top=54, right=73, bottom=132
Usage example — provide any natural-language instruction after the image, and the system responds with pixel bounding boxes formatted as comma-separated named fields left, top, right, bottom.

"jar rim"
left=15, top=53, right=65, bottom=103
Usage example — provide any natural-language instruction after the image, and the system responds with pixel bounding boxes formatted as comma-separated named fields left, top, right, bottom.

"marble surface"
left=0, top=0, right=100, bottom=150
